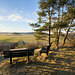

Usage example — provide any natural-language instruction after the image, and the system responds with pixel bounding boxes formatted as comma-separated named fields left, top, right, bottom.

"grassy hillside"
left=0, top=47, right=75, bottom=75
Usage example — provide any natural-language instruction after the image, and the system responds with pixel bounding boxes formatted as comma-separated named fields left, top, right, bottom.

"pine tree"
left=30, top=0, right=56, bottom=45
left=29, top=0, right=75, bottom=47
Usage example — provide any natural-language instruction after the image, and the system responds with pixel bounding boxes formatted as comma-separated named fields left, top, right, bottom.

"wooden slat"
left=3, top=48, right=35, bottom=64
left=3, top=49, right=34, bottom=58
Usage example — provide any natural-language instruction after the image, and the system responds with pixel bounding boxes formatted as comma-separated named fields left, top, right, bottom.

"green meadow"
left=0, top=34, right=72, bottom=47
left=0, top=34, right=36, bottom=43
left=0, top=34, right=62, bottom=42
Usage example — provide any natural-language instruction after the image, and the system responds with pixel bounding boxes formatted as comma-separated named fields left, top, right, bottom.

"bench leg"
left=40, top=52, right=41, bottom=55
left=28, top=55, right=29, bottom=61
left=28, top=51, right=29, bottom=62
left=10, top=52, right=12, bottom=64
left=46, top=52, right=48, bottom=56
left=10, top=56, right=12, bottom=64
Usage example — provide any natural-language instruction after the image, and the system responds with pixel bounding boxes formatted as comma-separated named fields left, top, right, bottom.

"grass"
left=0, top=34, right=73, bottom=46
left=0, top=34, right=36, bottom=43
left=0, top=34, right=63, bottom=43
left=0, top=47, right=75, bottom=75
left=0, top=34, right=75, bottom=75
left=0, top=34, right=48, bottom=53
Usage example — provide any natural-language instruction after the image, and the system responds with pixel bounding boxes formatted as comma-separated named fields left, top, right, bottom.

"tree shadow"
left=1, top=47, right=75, bottom=75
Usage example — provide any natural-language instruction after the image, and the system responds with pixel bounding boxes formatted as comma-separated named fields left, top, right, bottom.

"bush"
left=15, top=40, right=47, bottom=49
left=0, top=43, right=4, bottom=52
left=25, top=42, right=39, bottom=49
left=0, top=43, right=10, bottom=54
left=15, top=40, right=25, bottom=48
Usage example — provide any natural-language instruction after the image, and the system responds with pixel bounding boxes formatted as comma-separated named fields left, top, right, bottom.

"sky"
left=0, top=0, right=39, bottom=32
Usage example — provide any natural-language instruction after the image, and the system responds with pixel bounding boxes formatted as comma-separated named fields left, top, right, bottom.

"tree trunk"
left=48, top=7, right=51, bottom=45
left=58, top=6, right=63, bottom=47
left=58, top=27, right=61, bottom=46
left=58, top=6, right=63, bottom=46
left=49, top=25, right=50, bottom=45
left=56, top=6, right=60, bottom=47
left=62, top=19, right=73, bottom=46
left=56, top=28, right=59, bottom=47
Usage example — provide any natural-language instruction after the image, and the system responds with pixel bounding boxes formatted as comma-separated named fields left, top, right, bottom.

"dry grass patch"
left=0, top=47, right=75, bottom=75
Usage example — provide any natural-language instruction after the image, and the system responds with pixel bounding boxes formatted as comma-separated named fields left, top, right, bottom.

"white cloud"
left=0, top=11, right=37, bottom=23
left=8, top=14, right=23, bottom=21
left=0, top=16, right=4, bottom=20
left=7, top=13, right=36, bottom=23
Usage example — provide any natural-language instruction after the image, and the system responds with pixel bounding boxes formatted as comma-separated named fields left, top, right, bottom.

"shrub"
left=15, top=40, right=47, bottom=49
left=15, top=40, right=25, bottom=49
left=0, top=43, right=4, bottom=52
left=0, top=43, right=10, bottom=54
left=25, top=42, right=39, bottom=49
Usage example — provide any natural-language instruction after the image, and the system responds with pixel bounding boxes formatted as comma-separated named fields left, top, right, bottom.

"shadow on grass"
left=7, top=59, right=75, bottom=75
left=1, top=47, right=75, bottom=75
left=51, top=46, right=75, bottom=52
left=1, top=56, right=75, bottom=75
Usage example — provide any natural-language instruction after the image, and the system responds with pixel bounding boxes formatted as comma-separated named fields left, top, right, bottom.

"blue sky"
left=0, top=0, right=39, bottom=32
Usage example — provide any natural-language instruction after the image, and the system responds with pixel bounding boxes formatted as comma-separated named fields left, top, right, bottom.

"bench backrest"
left=3, top=49, right=34, bottom=58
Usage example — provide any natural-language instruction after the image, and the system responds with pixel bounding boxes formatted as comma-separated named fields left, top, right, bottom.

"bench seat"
left=3, top=48, right=34, bottom=64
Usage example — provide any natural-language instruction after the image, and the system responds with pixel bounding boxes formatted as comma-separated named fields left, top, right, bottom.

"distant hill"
left=12, top=32, right=34, bottom=35
left=21, top=32, right=34, bottom=35
left=0, top=32, right=34, bottom=35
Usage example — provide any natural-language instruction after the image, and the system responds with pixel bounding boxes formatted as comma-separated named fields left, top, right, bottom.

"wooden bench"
left=3, top=48, right=34, bottom=64
left=39, top=43, right=52, bottom=55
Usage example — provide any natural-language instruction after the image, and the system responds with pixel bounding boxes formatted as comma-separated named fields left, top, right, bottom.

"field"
left=0, top=34, right=36, bottom=43
left=0, top=34, right=71, bottom=46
